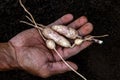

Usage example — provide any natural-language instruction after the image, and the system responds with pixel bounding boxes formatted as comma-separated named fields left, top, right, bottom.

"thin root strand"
left=91, top=34, right=109, bottom=38
left=25, top=15, right=46, bottom=28
left=20, top=21, right=43, bottom=30
left=54, top=49, right=87, bottom=80
left=19, top=0, right=37, bottom=27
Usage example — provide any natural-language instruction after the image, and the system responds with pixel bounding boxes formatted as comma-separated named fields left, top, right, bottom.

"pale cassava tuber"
left=46, top=40, right=56, bottom=49
left=51, top=25, right=78, bottom=39
left=42, top=27, right=71, bottom=47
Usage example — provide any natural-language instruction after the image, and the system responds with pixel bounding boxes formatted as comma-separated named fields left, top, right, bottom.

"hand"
left=9, top=14, right=93, bottom=78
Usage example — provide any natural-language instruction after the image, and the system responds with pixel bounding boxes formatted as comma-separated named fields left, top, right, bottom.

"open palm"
left=9, top=14, right=93, bottom=78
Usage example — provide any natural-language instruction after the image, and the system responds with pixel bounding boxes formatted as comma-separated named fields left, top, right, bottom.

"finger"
left=68, top=16, right=88, bottom=29
left=48, top=14, right=73, bottom=27
left=55, top=41, right=92, bottom=60
left=46, top=61, right=78, bottom=76
left=78, top=22, right=93, bottom=36
left=65, top=41, right=92, bottom=59
left=53, top=22, right=93, bottom=60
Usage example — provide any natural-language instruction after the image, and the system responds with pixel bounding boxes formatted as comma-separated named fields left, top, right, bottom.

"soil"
left=0, top=0, right=120, bottom=80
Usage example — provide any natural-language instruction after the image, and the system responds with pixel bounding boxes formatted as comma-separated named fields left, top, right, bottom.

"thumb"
left=47, top=61, right=78, bottom=76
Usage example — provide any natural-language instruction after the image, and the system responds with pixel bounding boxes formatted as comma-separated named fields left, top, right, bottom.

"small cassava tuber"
left=46, top=40, right=56, bottom=49
left=52, top=25, right=78, bottom=39
left=74, top=38, right=84, bottom=45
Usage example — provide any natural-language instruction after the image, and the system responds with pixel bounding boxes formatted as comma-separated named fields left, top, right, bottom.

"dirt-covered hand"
left=9, top=14, right=93, bottom=78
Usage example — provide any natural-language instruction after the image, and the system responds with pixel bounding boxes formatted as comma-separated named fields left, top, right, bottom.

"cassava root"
left=19, top=0, right=108, bottom=80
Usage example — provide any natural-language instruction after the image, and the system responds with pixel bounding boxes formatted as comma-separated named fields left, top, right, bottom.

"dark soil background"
left=0, top=0, right=120, bottom=80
